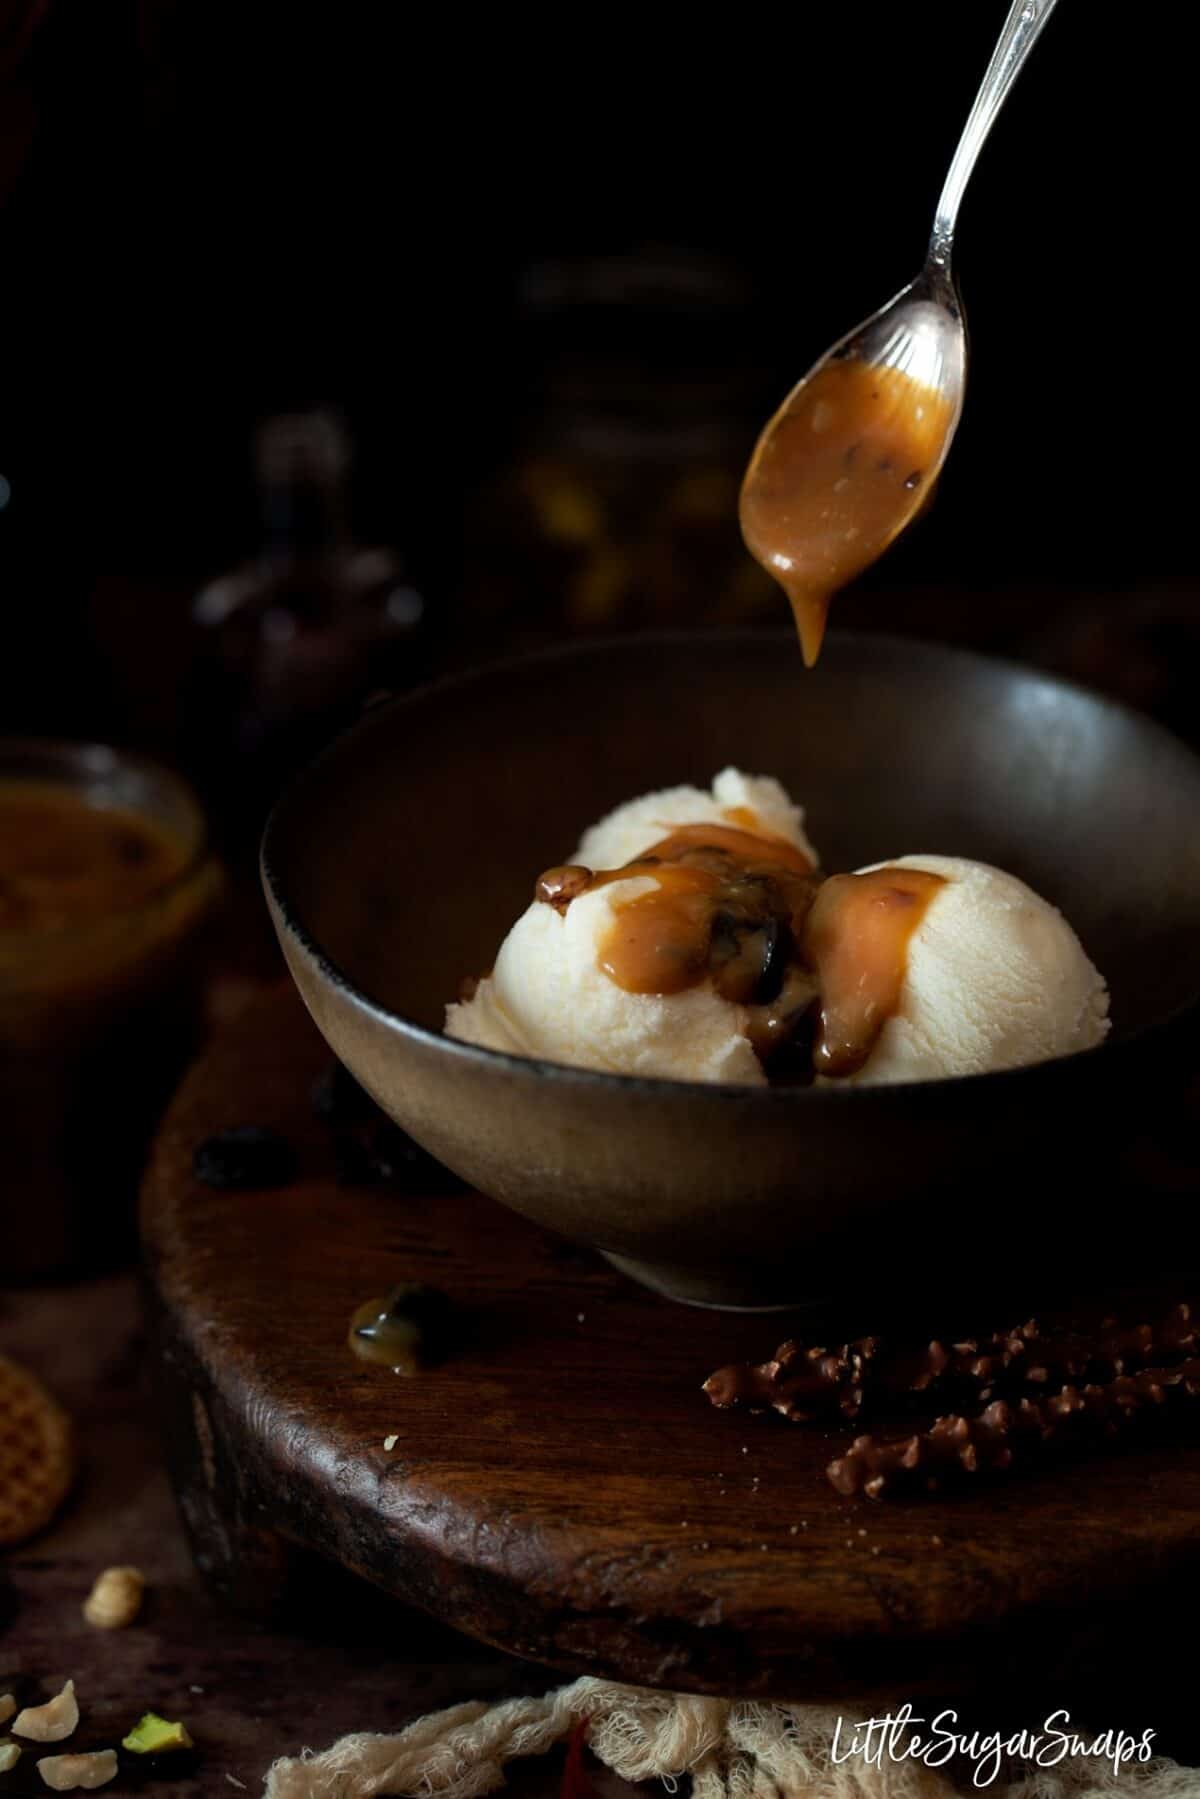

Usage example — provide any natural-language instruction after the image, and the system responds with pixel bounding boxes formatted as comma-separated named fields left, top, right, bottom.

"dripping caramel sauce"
left=536, top=825, right=943, bottom=1080
left=805, top=866, right=945, bottom=1077
left=740, top=357, right=955, bottom=666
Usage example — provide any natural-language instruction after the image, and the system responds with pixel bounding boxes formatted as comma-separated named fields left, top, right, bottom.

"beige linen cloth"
left=264, top=1676, right=1196, bottom=1799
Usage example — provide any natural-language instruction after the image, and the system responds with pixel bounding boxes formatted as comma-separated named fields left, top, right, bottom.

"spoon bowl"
left=740, top=268, right=966, bottom=664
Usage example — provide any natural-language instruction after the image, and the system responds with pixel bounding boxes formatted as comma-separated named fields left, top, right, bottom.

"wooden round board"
left=142, top=984, right=1200, bottom=1703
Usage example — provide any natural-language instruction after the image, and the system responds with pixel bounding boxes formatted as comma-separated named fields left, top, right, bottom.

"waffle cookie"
left=0, top=1353, right=75, bottom=1546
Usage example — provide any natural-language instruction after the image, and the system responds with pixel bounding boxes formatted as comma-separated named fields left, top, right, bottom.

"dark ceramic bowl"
left=262, top=631, right=1200, bottom=1311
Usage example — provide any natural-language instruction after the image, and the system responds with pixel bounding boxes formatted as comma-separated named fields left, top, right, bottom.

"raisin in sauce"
left=536, top=824, right=943, bottom=1081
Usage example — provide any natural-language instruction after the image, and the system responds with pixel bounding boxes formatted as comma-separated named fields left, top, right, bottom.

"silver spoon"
left=740, top=0, right=1061, bottom=666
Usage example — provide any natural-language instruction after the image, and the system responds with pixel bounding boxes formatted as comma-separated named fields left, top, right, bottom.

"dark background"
left=4, top=15, right=1200, bottom=1767
left=2, top=1, right=1196, bottom=786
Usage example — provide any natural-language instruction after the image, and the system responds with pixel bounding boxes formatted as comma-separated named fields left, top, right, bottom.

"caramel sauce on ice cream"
left=804, top=866, right=946, bottom=1077
left=535, top=824, right=944, bottom=1080
left=740, top=357, right=954, bottom=665
left=590, top=824, right=814, bottom=1000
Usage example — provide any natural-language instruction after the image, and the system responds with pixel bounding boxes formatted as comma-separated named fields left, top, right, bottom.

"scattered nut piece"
left=225, top=1776, right=248, bottom=1790
left=83, top=1565, right=145, bottom=1630
left=383, top=1434, right=398, bottom=1451
left=36, top=1750, right=117, bottom=1790
left=0, top=1742, right=21, bottom=1773
left=14, top=1680, right=79, bottom=1742
left=122, top=1712, right=193, bottom=1754
left=0, top=1695, right=14, bottom=1724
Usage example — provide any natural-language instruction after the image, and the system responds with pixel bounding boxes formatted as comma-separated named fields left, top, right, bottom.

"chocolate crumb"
left=336, top=1122, right=465, bottom=1194
left=193, top=1127, right=295, bottom=1191
left=311, top=1060, right=375, bottom=1124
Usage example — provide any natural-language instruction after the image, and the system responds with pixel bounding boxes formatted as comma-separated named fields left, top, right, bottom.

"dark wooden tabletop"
left=140, top=985, right=1200, bottom=1721
left=0, top=1275, right=631, bottom=1797
left=9, top=972, right=1200, bottom=1793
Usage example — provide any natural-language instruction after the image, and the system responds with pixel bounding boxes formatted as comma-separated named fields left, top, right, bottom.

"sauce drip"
left=0, top=780, right=191, bottom=933
left=535, top=832, right=945, bottom=1080
left=803, top=866, right=946, bottom=1077
left=348, top=1283, right=455, bottom=1375
left=740, top=357, right=955, bottom=665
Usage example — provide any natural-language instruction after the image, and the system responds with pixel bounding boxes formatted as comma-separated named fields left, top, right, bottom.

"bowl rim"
left=261, top=627, right=1200, bottom=1104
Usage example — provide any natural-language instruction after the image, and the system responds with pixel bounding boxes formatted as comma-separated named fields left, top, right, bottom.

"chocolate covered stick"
left=1019, top=1304, right=1199, bottom=1386
left=827, top=1355, right=1200, bottom=1499
left=704, top=1323, right=1039, bottom=1423
left=703, top=1335, right=884, bottom=1423
left=704, top=1303, right=1200, bottom=1425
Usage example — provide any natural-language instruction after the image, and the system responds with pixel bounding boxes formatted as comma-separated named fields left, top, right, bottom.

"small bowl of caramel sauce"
left=0, top=740, right=222, bottom=1276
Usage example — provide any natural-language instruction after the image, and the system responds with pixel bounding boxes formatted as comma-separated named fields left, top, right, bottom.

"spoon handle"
left=929, top=0, right=1060, bottom=270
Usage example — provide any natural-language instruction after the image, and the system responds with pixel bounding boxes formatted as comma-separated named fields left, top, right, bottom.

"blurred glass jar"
left=459, top=249, right=780, bottom=656
left=0, top=740, right=222, bottom=1278
left=187, top=411, right=428, bottom=847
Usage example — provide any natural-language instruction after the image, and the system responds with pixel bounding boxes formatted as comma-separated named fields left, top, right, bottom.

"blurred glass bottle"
left=458, top=249, right=779, bottom=658
left=187, top=411, right=427, bottom=846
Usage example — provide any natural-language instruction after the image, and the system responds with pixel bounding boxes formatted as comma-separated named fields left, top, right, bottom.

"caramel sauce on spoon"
left=740, top=357, right=954, bottom=665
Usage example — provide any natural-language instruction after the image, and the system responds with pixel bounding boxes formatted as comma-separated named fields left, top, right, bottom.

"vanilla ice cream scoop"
left=447, top=879, right=768, bottom=1083
left=445, top=769, right=817, bottom=1084
left=576, top=767, right=817, bottom=869
left=839, top=855, right=1110, bottom=1086
left=447, top=776, right=1110, bottom=1090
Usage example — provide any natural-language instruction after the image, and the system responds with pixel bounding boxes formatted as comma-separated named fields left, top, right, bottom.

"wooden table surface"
left=0, top=1275, right=630, bottom=1797
left=8, top=972, right=1200, bottom=1794
left=132, top=985, right=1200, bottom=1763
